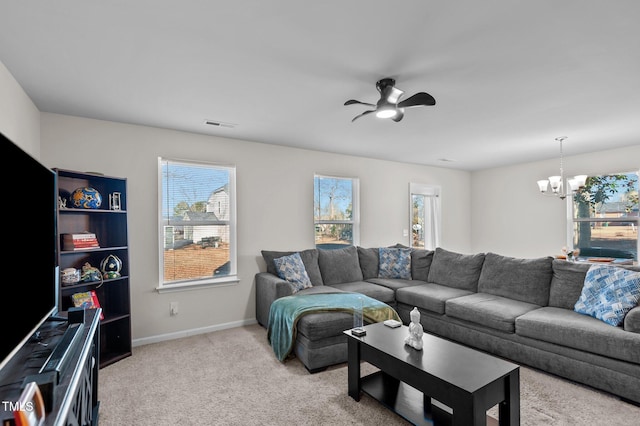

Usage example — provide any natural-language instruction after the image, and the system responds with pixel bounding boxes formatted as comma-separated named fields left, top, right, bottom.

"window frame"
left=157, top=157, right=238, bottom=292
left=566, top=170, right=639, bottom=262
left=313, top=174, right=360, bottom=248
left=409, top=183, right=441, bottom=250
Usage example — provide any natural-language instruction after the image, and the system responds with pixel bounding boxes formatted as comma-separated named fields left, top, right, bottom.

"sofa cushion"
left=427, top=248, right=485, bottom=291
left=318, top=246, right=363, bottom=285
left=548, top=260, right=592, bottom=309
left=574, top=264, right=640, bottom=326
left=516, top=306, right=640, bottom=364
left=445, top=292, right=540, bottom=332
left=477, top=252, right=553, bottom=306
left=624, top=306, right=640, bottom=333
left=550, top=261, right=640, bottom=309
left=411, top=249, right=434, bottom=282
left=296, top=311, right=354, bottom=340
left=366, top=277, right=417, bottom=292
left=396, top=283, right=474, bottom=315
left=329, top=281, right=396, bottom=304
left=378, top=247, right=412, bottom=279
left=272, top=252, right=313, bottom=293
left=357, top=247, right=379, bottom=280
left=286, top=286, right=350, bottom=340
left=262, top=249, right=324, bottom=286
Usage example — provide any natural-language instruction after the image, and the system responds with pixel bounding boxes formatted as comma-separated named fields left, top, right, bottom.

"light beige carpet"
left=98, top=324, right=640, bottom=425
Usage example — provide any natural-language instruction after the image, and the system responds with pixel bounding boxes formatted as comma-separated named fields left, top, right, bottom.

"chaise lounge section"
left=255, top=245, right=640, bottom=404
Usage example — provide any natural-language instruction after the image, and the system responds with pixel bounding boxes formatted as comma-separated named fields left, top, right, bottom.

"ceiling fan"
left=344, top=78, right=436, bottom=122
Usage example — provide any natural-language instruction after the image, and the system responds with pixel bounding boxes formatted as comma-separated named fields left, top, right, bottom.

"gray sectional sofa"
left=255, top=245, right=640, bottom=404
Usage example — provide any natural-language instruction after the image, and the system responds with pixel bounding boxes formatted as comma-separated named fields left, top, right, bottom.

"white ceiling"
left=2, top=1, right=639, bottom=171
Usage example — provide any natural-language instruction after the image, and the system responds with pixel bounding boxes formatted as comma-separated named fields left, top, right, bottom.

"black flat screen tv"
left=0, top=132, right=59, bottom=372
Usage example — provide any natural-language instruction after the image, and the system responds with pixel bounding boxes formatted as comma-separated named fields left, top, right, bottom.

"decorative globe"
left=71, top=187, right=102, bottom=209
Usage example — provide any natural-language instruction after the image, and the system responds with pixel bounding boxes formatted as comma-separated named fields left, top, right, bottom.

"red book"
left=70, top=240, right=99, bottom=247
left=90, top=291, right=104, bottom=320
left=63, top=239, right=100, bottom=251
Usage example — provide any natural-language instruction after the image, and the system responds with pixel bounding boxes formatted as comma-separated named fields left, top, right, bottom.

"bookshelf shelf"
left=54, top=168, right=132, bottom=368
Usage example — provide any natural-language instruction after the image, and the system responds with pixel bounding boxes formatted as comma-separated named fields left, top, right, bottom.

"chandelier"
left=537, top=136, right=588, bottom=200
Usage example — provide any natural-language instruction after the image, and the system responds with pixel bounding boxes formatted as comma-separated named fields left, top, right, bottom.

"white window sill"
left=156, top=275, right=239, bottom=293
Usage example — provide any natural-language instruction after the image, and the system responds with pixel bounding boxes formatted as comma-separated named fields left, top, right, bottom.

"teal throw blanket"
left=267, top=292, right=400, bottom=362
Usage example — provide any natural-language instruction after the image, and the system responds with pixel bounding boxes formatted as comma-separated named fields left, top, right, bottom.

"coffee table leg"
left=423, top=394, right=432, bottom=415
left=498, top=369, right=520, bottom=426
left=347, top=337, right=361, bottom=401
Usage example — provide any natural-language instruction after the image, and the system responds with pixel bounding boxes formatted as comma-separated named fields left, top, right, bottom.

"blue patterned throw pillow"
left=378, top=247, right=412, bottom=279
left=574, top=265, right=640, bottom=326
left=273, top=252, right=313, bottom=293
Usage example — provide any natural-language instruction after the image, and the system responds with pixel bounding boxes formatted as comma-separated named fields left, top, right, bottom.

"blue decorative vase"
left=71, top=187, right=102, bottom=209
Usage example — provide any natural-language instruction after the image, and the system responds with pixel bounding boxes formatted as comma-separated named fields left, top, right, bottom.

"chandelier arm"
left=537, top=136, right=585, bottom=200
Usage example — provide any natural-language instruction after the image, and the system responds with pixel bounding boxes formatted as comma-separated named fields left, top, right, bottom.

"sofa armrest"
left=624, top=306, right=640, bottom=333
left=255, top=272, right=293, bottom=327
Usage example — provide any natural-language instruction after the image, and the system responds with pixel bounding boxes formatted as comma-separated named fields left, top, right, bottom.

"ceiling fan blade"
left=351, top=110, right=376, bottom=122
left=391, top=109, right=405, bottom=122
left=397, top=92, right=436, bottom=108
left=344, top=99, right=375, bottom=107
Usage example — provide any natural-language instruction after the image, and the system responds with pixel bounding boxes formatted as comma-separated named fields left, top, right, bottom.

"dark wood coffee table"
left=345, top=322, right=519, bottom=426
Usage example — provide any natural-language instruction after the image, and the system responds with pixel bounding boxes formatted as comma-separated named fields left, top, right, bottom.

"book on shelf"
left=71, top=290, right=104, bottom=320
left=62, top=231, right=96, bottom=240
left=62, top=232, right=100, bottom=250
left=63, top=241, right=100, bottom=250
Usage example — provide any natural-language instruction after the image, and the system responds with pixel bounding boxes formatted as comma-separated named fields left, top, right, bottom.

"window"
left=569, top=171, right=639, bottom=261
left=314, top=175, right=359, bottom=249
left=410, top=183, right=441, bottom=250
left=158, top=158, right=237, bottom=290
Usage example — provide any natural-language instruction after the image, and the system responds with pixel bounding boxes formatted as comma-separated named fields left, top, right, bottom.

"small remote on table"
left=383, top=319, right=402, bottom=328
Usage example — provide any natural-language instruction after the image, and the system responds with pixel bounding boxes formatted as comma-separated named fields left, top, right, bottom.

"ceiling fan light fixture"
left=376, top=108, right=397, bottom=119
left=345, top=77, right=435, bottom=122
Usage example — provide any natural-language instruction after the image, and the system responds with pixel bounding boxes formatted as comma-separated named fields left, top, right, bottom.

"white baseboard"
left=132, top=318, right=258, bottom=347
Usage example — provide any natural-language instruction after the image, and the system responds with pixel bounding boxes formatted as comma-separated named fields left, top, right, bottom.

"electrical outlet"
left=170, top=302, right=179, bottom=316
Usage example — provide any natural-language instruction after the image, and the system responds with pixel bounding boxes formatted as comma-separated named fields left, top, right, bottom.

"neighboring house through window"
left=410, top=183, right=441, bottom=250
left=569, top=171, right=639, bottom=261
left=314, top=174, right=359, bottom=249
left=158, top=157, right=237, bottom=290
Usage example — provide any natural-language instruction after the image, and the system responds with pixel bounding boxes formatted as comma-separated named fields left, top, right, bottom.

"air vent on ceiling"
left=204, top=120, right=236, bottom=129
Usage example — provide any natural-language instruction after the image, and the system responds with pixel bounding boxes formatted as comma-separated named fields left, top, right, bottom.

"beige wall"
left=471, top=146, right=640, bottom=258
left=0, top=61, right=40, bottom=156
left=39, top=113, right=471, bottom=344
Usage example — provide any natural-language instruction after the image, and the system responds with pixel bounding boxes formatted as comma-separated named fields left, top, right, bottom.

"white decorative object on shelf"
left=61, top=267, right=80, bottom=286
left=109, top=192, right=121, bottom=210
left=404, top=307, right=424, bottom=350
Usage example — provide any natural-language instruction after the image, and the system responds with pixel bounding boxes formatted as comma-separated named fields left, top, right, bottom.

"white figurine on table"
left=404, top=307, right=424, bottom=350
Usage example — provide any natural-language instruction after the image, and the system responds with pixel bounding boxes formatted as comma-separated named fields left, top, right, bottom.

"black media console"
left=0, top=309, right=101, bottom=425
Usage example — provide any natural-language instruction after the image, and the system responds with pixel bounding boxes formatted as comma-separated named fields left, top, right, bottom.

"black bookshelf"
left=54, top=169, right=132, bottom=368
